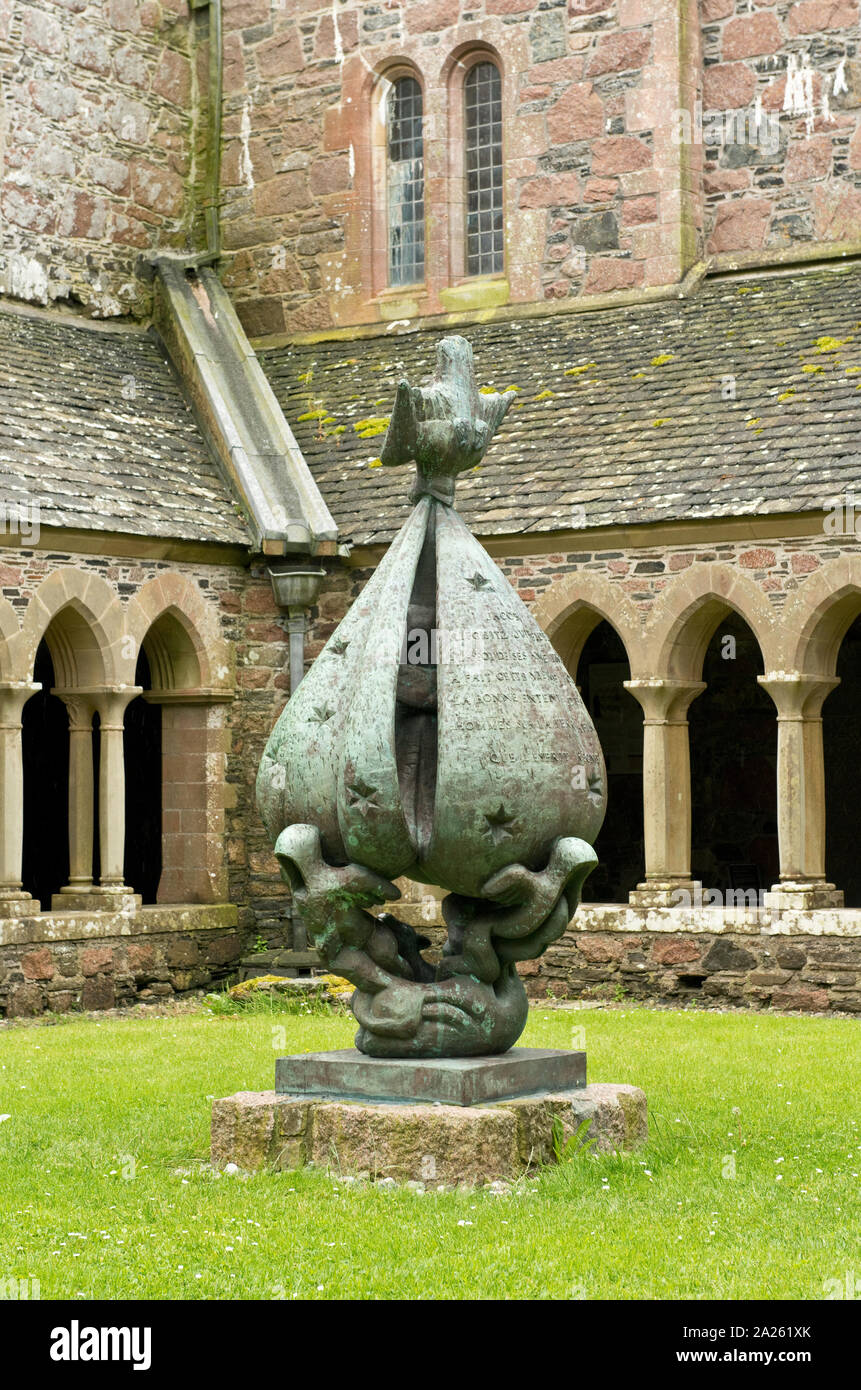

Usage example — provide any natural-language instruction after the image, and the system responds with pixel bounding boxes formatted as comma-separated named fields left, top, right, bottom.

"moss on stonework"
left=439, top=279, right=510, bottom=313
left=650, top=353, right=675, bottom=366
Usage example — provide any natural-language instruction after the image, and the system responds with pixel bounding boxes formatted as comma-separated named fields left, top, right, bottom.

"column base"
left=628, top=880, right=702, bottom=908
left=0, top=890, right=37, bottom=919
left=51, top=887, right=142, bottom=913
left=763, top=881, right=845, bottom=911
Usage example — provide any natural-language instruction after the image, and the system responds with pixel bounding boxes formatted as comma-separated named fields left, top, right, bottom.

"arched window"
left=465, top=60, right=503, bottom=277
left=387, top=75, right=425, bottom=287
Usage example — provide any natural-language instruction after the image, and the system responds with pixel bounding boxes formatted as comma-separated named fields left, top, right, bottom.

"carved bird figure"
left=380, top=335, right=516, bottom=504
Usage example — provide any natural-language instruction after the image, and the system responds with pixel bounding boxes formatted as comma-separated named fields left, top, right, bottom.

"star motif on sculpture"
left=346, top=780, right=380, bottom=816
left=329, top=638, right=350, bottom=657
left=466, top=572, right=490, bottom=590
left=483, top=804, right=515, bottom=845
left=587, top=773, right=604, bottom=806
left=308, top=706, right=335, bottom=724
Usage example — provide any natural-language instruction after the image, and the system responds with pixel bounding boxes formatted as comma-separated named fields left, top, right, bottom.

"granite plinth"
left=274, top=1047, right=586, bottom=1107
left=211, top=1082, right=648, bottom=1182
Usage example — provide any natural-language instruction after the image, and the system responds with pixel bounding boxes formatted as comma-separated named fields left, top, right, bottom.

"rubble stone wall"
left=701, top=0, right=861, bottom=259
left=0, top=904, right=243, bottom=1017
left=519, top=906, right=861, bottom=1013
left=0, top=0, right=209, bottom=318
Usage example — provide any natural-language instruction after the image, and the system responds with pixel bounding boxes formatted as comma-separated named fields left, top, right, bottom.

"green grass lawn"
left=0, top=1001, right=858, bottom=1300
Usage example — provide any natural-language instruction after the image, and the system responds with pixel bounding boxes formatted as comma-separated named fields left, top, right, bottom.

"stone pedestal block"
left=211, top=1082, right=647, bottom=1185
left=0, top=891, right=36, bottom=920
left=275, top=1047, right=587, bottom=1106
left=628, top=879, right=702, bottom=908
left=764, top=882, right=845, bottom=911
left=50, top=889, right=142, bottom=913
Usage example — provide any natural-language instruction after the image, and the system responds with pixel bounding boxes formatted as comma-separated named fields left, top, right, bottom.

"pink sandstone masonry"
left=2, top=2, right=857, bottom=330
left=218, top=0, right=861, bottom=338
left=219, top=0, right=704, bottom=334
left=0, top=905, right=243, bottom=1017
left=701, top=0, right=861, bottom=259
left=0, top=543, right=319, bottom=932
left=5, top=520, right=861, bottom=1016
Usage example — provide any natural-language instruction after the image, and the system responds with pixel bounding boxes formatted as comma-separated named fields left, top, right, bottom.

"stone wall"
left=219, top=0, right=861, bottom=338
left=0, top=543, right=358, bottom=942
left=219, top=0, right=703, bottom=335
left=4, top=524, right=861, bottom=1015
left=497, top=528, right=860, bottom=641
left=519, top=905, right=861, bottom=1013
left=230, top=555, right=372, bottom=940
left=2, top=0, right=857, bottom=329
left=0, top=904, right=242, bottom=1017
left=0, top=0, right=208, bottom=318
left=701, top=0, right=861, bottom=259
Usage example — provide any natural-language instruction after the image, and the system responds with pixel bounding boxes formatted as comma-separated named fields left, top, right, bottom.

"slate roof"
left=260, top=262, right=861, bottom=548
left=0, top=309, right=252, bottom=546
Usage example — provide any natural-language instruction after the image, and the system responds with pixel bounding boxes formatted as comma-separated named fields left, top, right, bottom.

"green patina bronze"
left=257, top=336, right=607, bottom=1058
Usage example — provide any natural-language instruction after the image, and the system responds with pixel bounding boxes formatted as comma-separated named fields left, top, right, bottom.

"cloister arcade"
left=2, top=554, right=861, bottom=925
left=534, top=556, right=861, bottom=911
left=0, top=569, right=234, bottom=920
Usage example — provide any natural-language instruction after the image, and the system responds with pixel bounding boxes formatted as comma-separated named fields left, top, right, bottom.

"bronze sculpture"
left=257, top=337, right=606, bottom=1057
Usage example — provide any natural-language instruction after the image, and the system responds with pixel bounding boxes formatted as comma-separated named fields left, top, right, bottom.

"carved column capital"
left=624, top=678, right=706, bottom=724
left=0, top=682, right=40, bottom=728
left=90, top=686, right=142, bottom=730
left=56, top=691, right=96, bottom=731
left=757, top=672, right=840, bottom=722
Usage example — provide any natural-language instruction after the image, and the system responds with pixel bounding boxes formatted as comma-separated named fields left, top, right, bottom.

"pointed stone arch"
left=18, top=569, right=124, bottom=688
left=644, top=563, right=781, bottom=681
left=124, top=573, right=233, bottom=906
left=532, top=571, right=644, bottom=679
left=124, top=573, right=233, bottom=694
left=780, top=555, right=861, bottom=677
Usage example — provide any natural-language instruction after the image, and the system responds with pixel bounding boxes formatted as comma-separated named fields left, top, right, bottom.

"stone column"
left=624, top=678, right=706, bottom=907
left=92, top=688, right=141, bottom=898
left=758, top=674, right=843, bottom=909
left=56, top=693, right=96, bottom=901
left=0, top=682, right=40, bottom=918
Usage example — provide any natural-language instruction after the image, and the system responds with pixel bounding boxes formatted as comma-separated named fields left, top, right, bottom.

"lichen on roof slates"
left=260, top=263, right=861, bottom=548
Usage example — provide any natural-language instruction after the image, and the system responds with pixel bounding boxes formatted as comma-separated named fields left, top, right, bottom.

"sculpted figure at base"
left=257, top=337, right=607, bottom=1058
